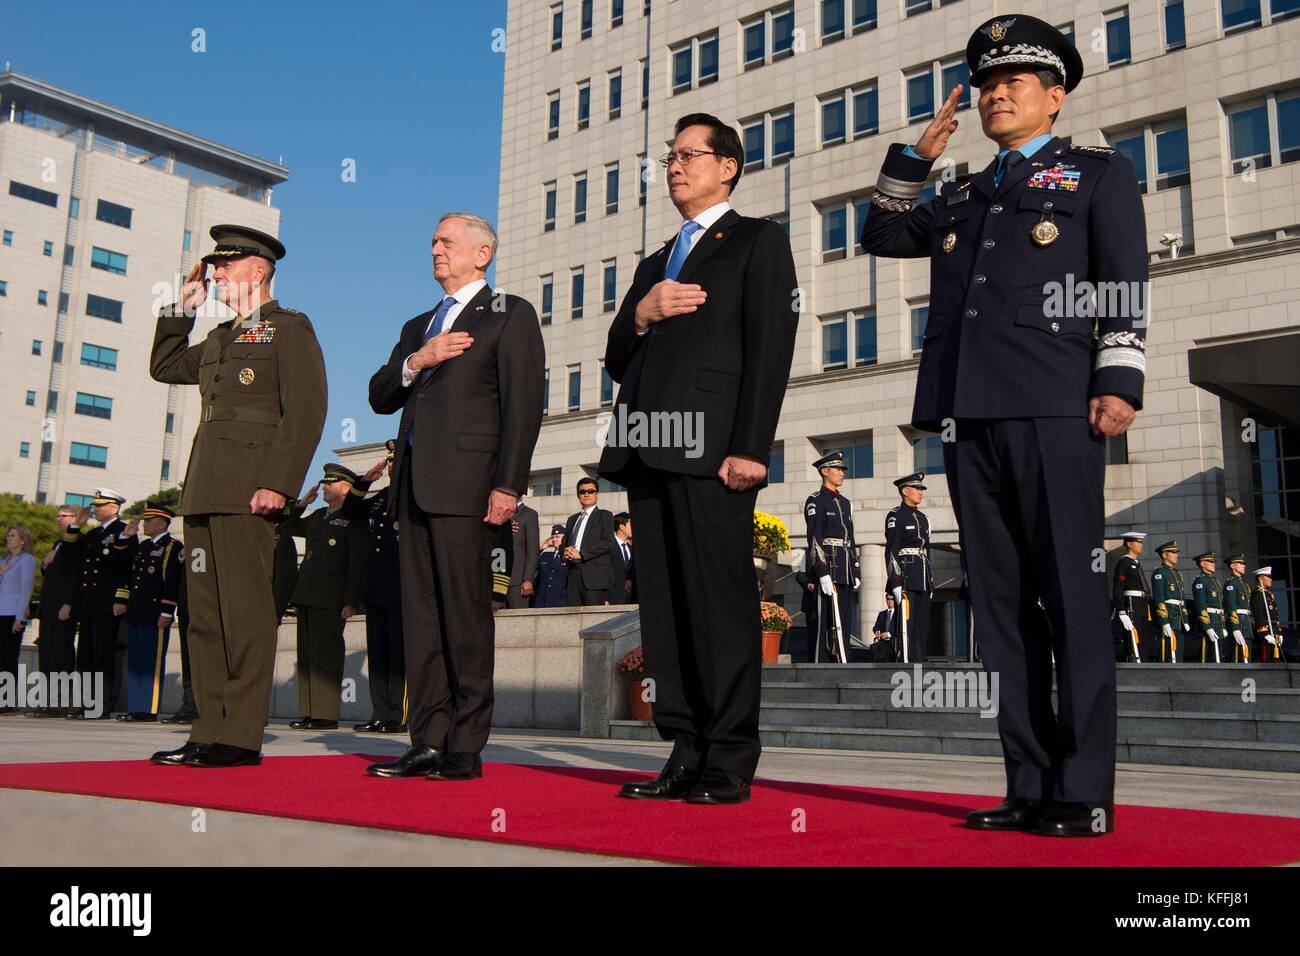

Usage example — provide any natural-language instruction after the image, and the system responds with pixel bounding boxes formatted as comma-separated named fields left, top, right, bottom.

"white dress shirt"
left=401, top=277, right=489, bottom=387
left=572, top=505, right=595, bottom=553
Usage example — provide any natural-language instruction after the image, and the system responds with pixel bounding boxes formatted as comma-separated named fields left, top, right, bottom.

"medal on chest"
left=1031, top=202, right=1060, bottom=247
left=942, top=232, right=957, bottom=254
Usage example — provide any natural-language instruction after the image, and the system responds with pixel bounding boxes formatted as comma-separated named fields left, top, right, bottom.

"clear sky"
left=4, top=0, right=508, bottom=484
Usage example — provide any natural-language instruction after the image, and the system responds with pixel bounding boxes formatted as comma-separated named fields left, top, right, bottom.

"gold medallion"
left=942, top=232, right=957, bottom=254
left=328, top=537, right=337, bottom=547
left=392, top=520, right=400, bottom=531
left=1031, top=219, right=1060, bottom=247
left=990, top=20, right=1008, bottom=41
left=239, top=367, right=255, bottom=385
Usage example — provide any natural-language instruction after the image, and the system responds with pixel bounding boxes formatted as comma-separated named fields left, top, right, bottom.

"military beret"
left=894, top=472, right=927, bottom=490
left=1194, top=551, right=1215, bottom=563
left=967, top=15, right=1084, bottom=94
left=813, top=449, right=846, bottom=471
left=1156, top=540, right=1180, bottom=555
left=201, top=224, right=286, bottom=265
left=92, top=488, right=126, bottom=506
left=320, top=463, right=359, bottom=484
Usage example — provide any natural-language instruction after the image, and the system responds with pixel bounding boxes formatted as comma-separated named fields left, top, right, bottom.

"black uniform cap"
left=894, top=472, right=927, bottom=491
left=321, top=463, right=359, bottom=484
left=201, top=224, right=286, bottom=265
left=967, top=15, right=1084, bottom=93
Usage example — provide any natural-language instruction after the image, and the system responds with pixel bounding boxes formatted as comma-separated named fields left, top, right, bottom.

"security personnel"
left=149, top=224, right=328, bottom=767
left=1251, top=567, right=1285, bottom=662
left=1150, top=541, right=1188, bottom=663
left=861, top=16, right=1148, bottom=836
left=885, top=473, right=932, bottom=664
left=113, top=505, right=184, bottom=720
left=32, top=505, right=84, bottom=717
left=1221, top=555, right=1253, bottom=663
left=1190, top=552, right=1226, bottom=663
left=533, top=525, right=570, bottom=608
left=69, top=489, right=134, bottom=719
left=805, top=450, right=859, bottom=663
left=280, top=464, right=369, bottom=730
left=343, top=441, right=407, bottom=734
left=1111, top=531, right=1148, bottom=662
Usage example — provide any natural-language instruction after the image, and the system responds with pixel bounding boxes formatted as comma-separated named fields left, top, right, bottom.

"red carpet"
left=0, top=755, right=1296, bottom=866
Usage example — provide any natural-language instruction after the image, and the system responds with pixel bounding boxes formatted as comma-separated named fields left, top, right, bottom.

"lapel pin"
left=714, top=231, right=724, bottom=239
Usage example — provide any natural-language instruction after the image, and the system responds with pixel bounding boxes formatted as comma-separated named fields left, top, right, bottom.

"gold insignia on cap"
left=990, top=20, right=1009, bottom=41
left=239, top=367, right=255, bottom=385
left=942, top=232, right=958, bottom=254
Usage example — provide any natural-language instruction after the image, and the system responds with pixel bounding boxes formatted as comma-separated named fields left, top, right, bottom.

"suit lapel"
left=417, top=283, right=495, bottom=391
left=675, top=209, right=739, bottom=285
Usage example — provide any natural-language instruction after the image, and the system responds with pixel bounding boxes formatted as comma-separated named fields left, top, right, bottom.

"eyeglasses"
left=578, top=489, right=597, bottom=495
left=659, top=149, right=720, bottom=168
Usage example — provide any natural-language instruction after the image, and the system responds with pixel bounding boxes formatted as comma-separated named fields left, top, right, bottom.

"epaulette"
left=1068, top=143, right=1116, bottom=159
left=275, top=306, right=305, bottom=317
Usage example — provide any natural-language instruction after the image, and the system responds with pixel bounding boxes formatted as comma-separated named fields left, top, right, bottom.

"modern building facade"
left=0, top=72, right=287, bottom=510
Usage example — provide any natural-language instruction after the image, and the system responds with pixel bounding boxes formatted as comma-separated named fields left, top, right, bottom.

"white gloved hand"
left=1233, top=630, right=1246, bottom=646
left=1183, top=622, right=1191, bottom=632
left=1206, top=627, right=1219, bottom=643
left=1163, top=623, right=1174, bottom=639
left=1118, top=612, right=1134, bottom=631
left=853, top=577, right=860, bottom=591
left=892, top=585, right=904, bottom=608
left=1266, top=635, right=1278, bottom=646
left=818, top=575, right=834, bottom=597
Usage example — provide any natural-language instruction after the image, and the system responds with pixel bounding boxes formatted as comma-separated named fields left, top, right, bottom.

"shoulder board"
left=1068, top=143, right=1117, bottom=159
left=941, top=177, right=974, bottom=198
left=277, top=306, right=305, bottom=316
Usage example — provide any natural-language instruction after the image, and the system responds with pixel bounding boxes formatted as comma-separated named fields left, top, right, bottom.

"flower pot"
left=761, top=630, right=782, bottom=664
left=626, top=677, right=653, bottom=721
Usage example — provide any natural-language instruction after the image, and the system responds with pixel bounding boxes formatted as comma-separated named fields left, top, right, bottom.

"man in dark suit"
left=872, top=593, right=898, bottom=663
left=564, top=479, right=614, bottom=605
left=610, top=512, right=635, bottom=604
left=506, top=498, right=540, bottom=609
left=32, top=505, right=84, bottom=717
left=365, top=212, right=544, bottom=782
left=861, top=17, right=1147, bottom=836
left=599, top=113, right=799, bottom=805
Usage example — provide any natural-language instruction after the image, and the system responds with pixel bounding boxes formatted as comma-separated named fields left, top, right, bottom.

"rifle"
left=1118, top=611, right=1141, bottom=663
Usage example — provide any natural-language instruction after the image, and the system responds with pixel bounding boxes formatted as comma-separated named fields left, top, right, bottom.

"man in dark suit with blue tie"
left=600, top=114, right=800, bottom=804
left=365, top=213, right=545, bottom=782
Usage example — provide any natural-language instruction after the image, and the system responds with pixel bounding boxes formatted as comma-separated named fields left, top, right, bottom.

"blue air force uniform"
left=885, top=473, right=933, bottom=664
left=114, top=507, right=183, bottom=717
left=533, top=525, right=570, bottom=608
left=861, top=15, right=1149, bottom=817
left=805, top=450, right=859, bottom=662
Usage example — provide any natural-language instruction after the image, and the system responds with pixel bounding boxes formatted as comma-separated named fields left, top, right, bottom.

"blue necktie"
left=993, top=149, right=1024, bottom=190
left=664, top=220, right=703, bottom=281
left=420, top=295, right=458, bottom=382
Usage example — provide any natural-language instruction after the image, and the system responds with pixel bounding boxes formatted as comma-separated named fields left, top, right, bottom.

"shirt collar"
left=997, top=133, right=1054, bottom=164
left=444, top=278, right=488, bottom=307
left=684, top=200, right=730, bottom=233
left=150, top=532, right=168, bottom=544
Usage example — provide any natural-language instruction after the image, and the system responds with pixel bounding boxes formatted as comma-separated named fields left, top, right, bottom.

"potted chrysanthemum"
left=760, top=601, right=792, bottom=664
left=617, top=645, right=652, bottom=721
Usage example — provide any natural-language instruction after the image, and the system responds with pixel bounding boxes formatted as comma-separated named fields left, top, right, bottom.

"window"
left=819, top=434, right=873, bottom=478
left=608, top=69, right=622, bottom=119
left=0, top=280, right=6, bottom=296
left=1057, top=21, right=1075, bottom=44
left=544, top=181, right=557, bottom=232
left=639, top=155, right=649, bottom=205
left=551, top=3, right=564, bottom=50
left=90, top=247, right=127, bottom=276
left=818, top=192, right=874, bottom=262
left=743, top=119, right=766, bottom=170
left=37, top=290, right=48, bottom=306
left=822, top=314, right=848, bottom=369
left=70, top=442, right=108, bottom=469
left=743, top=4, right=795, bottom=69
left=1110, top=118, right=1190, bottom=191
left=909, top=55, right=974, bottom=124
left=641, top=58, right=649, bottom=109
left=768, top=441, right=785, bottom=483
left=743, top=106, right=795, bottom=169
left=43, top=240, right=53, bottom=256
left=95, top=199, right=133, bottom=229
left=52, top=341, right=63, bottom=363
left=772, top=5, right=795, bottom=57
left=86, top=293, right=124, bottom=322
left=581, top=0, right=593, bottom=38
left=64, top=493, right=93, bottom=508
left=854, top=84, right=879, bottom=137
left=41, top=444, right=53, bottom=464
left=75, top=392, right=113, bottom=420
left=571, top=267, right=585, bottom=319
left=821, top=309, right=876, bottom=369
left=69, top=197, right=79, bottom=219
left=19, top=442, right=30, bottom=459
left=612, top=0, right=624, bottom=28
left=743, top=17, right=765, bottom=69
left=600, top=363, right=614, bottom=405
left=912, top=434, right=946, bottom=475
left=81, top=343, right=118, bottom=370
left=852, top=0, right=878, bottom=30
left=772, top=109, right=794, bottom=162
left=2, top=230, right=10, bottom=245
left=531, top=469, right=562, bottom=497
left=605, top=162, right=619, bottom=214
left=907, top=0, right=933, bottom=16
left=822, top=93, right=846, bottom=146
left=540, top=274, right=554, bottom=325
left=822, top=0, right=846, bottom=41
left=1105, top=8, right=1131, bottom=66
left=9, top=180, right=58, bottom=207
left=577, top=80, right=591, bottom=130
left=1155, top=124, right=1191, bottom=189
left=31, top=340, right=42, bottom=356
left=161, top=459, right=171, bottom=481
left=574, top=172, right=588, bottom=224
left=58, top=292, right=68, bottom=314
left=1272, top=0, right=1300, bottom=23
left=1225, top=92, right=1300, bottom=173
left=182, top=230, right=191, bottom=252
left=568, top=365, right=582, bottom=410
left=855, top=309, right=877, bottom=366
left=1222, top=0, right=1262, bottom=32
left=25, top=391, right=36, bottom=407
left=63, top=243, right=74, bottom=266
left=1165, top=0, right=1186, bottom=49
left=671, top=30, right=718, bottom=94
left=911, top=303, right=930, bottom=352
left=941, top=57, right=972, bottom=111
left=602, top=259, right=617, bottom=311
left=46, top=391, right=58, bottom=413
left=907, top=69, right=936, bottom=123
left=165, top=412, right=175, bottom=433
left=542, top=369, right=550, bottom=417
left=547, top=91, right=560, bottom=140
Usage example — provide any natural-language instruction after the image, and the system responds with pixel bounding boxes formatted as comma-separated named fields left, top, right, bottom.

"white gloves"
left=1233, top=630, right=1247, bottom=646
left=819, top=575, right=834, bottom=597
left=1206, top=627, right=1219, bottom=643
left=1118, top=612, right=1134, bottom=631
left=853, top=577, right=860, bottom=591
left=1163, top=623, right=1174, bottom=639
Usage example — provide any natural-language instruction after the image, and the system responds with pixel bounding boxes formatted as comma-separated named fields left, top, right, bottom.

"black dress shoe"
left=1034, top=802, right=1115, bottom=837
left=965, top=798, right=1046, bottom=832
left=288, top=716, right=312, bottom=729
left=28, top=708, right=66, bottom=718
left=353, top=719, right=384, bottom=733
left=428, top=752, right=483, bottom=781
left=379, top=722, right=409, bottom=734
left=150, top=742, right=210, bottom=766
left=618, top=761, right=702, bottom=800
left=185, top=743, right=261, bottom=768
left=160, top=712, right=196, bottom=725
left=116, top=712, right=158, bottom=722
left=365, top=745, right=445, bottom=778
left=685, top=768, right=751, bottom=804
left=305, top=719, right=338, bottom=730
left=64, top=710, right=85, bottom=720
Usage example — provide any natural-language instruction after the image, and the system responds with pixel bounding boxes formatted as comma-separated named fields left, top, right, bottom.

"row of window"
left=8, top=181, right=135, bottom=229
left=25, top=341, right=119, bottom=369
left=537, top=259, right=620, bottom=324
left=550, top=0, right=646, bottom=51
left=542, top=159, right=649, bottom=231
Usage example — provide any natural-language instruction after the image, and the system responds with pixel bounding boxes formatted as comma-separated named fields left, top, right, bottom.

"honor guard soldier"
left=1251, top=567, right=1285, bottom=662
left=149, top=224, right=328, bottom=767
left=113, top=506, right=183, bottom=721
left=280, top=464, right=370, bottom=730
left=69, top=489, right=134, bottom=719
left=1190, top=552, right=1226, bottom=663
left=885, top=473, right=932, bottom=664
left=1150, top=541, right=1188, bottom=663
left=862, top=15, right=1148, bottom=835
left=1111, top=531, right=1148, bottom=662
left=805, top=450, right=860, bottom=662
left=1221, top=555, right=1253, bottom=663
left=343, top=440, right=407, bottom=734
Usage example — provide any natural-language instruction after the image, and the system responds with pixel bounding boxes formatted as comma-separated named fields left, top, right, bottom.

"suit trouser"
left=295, top=606, right=345, bottom=720
left=365, top=603, right=406, bottom=724
left=565, top=569, right=608, bottom=606
left=904, top=590, right=930, bottom=663
left=397, top=468, right=495, bottom=754
left=37, top=616, right=77, bottom=709
left=176, top=613, right=197, bottom=716
left=126, top=624, right=170, bottom=714
left=943, top=417, right=1116, bottom=805
left=626, top=463, right=762, bottom=781
left=800, top=602, right=819, bottom=662
left=74, top=613, right=118, bottom=712
left=183, top=513, right=277, bottom=751
left=505, top=585, right=532, bottom=610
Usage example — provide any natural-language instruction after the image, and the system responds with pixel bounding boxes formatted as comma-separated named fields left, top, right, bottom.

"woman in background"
left=0, top=525, right=38, bottom=714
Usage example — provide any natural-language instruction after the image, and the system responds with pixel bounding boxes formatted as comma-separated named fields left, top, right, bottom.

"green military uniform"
left=1251, top=568, right=1285, bottom=662
left=150, top=225, right=328, bottom=753
left=279, top=464, right=369, bottom=724
left=1149, top=541, right=1188, bottom=663
left=1221, top=556, right=1253, bottom=663
left=1189, top=552, right=1225, bottom=663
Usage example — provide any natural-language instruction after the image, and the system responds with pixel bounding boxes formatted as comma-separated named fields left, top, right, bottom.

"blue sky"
left=4, top=0, right=508, bottom=483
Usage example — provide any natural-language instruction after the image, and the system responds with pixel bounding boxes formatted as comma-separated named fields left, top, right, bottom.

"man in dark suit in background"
left=599, top=113, right=800, bottom=804
left=563, top=479, right=614, bottom=606
left=365, top=212, right=544, bottom=782
left=506, top=498, right=540, bottom=609
left=873, top=593, right=898, bottom=663
left=32, top=505, right=84, bottom=717
left=610, top=512, right=635, bottom=604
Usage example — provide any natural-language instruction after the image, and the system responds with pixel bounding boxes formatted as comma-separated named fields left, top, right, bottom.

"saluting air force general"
left=861, top=17, right=1149, bottom=836
left=804, top=450, right=860, bottom=663
left=149, top=225, right=328, bottom=768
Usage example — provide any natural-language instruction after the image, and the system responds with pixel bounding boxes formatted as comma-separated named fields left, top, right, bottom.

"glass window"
left=90, top=247, right=127, bottom=275
left=1155, top=125, right=1190, bottom=189
left=744, top=19, right=765, bottom=67
left=58, top=292, right=68, bottom=314
left=69, top=442, right=108, bottom=469
left=641, top=59, right=649, bottom=109
left=772, top=110, right=794, bottom=161
left=853, top=0, right=877, bottom=28
left=1229, top=103, right=1272, bottom=172
left=1165, top=0, right=1186, bottom=48
left=673, top=45, right=692, bottom=94
left=913, top=435, right=946, bottom=475
left=853, top=195, right=873, bottom=240
left=64, top=492, right=93, bottom=507
left=639, top=155, right=649, bottom=205
left=572, top=268, right=585, bottom=319
left=551, top=4, right=564, bottom=49
left=95, top=199, right=133, bottom=228
left=41, top=444, right=54, bottom=464
left=86, top=293, right=124, bottom=322
left=25, top=391, right=36, bottom=406
left=822, top=95, right=846, bottom=146
left=531, top=470, right=561, bottom=497
left=768, top=441, right=785, bottom=484
left=1278, top=92, right=1300, bottom=164
left=63, top=243, right=74, bottom=265
left=698, top=34, right=719, bottom=84
left=855, top=310, right=877, bottom=366
left=32, top=340, right=42, bottom=356
left=37, top=290, right=48, bottom=306
left=841, top=436, right=874, bottom=479
left=80, top=343, right=118, bottom=370
left=544, top=182, right=557, bottom=231
left=743, top=120, right=765, bottom=169
left=9, top=180, right=58, bottom=207
left=166, top=412, right=174, bottom=433
left=605, top=163, right=619, bottom=214
left=574, top=173, right=588, bottom=223
left=577, top=81, right=591, bottom=129
left=69, top=196, right=79, bottom=218
left=908, top=71, right=935, bottom=122
left=603, top=260, right=617, bottom=311
left=1274, top=0, right=1300, bottom=20
left=822, top=0, right=845, bottom=41
left=541, top=276, right=554, bottom=323
left=542, top=370, right=550, bottom=417
left=75, top=392, right=113, bottom=420
left=182, top=230, right=191, bottom=252
left=822, top=206, right=847, bottom=261
left=0, top=280, right=5, bottom=296
left=43, top=240, right=53, bottom=256
left=161, top=460, right=171, bottom=481
left=1, top=230, right=10, bottom=245
left=1106, top=9, right=1131, bottom=65
left=52, top=341, right=62, bottom=362
left=854, top=86, right=879, bottom=135
left=609, top=70, right=622, bottom=118
left=911, top=305, right=930, bottom=352
left=1222, top=0, right=1262, bottom=31
left=600, top=365, right=614, bottom=405
left=612, top=0, right=624, bottom=27
left=19, top=442, right=29, bottom=459
left=568, top=366, right=582, bottom=410
left=1112, top=132, right=1147, bottom=190
left=581, top=0, right=593, bottom=37
left=46, top=390, right=57, bottom=412
left=907, top=0, right=933, bottom=16
left=822, top=315, right=847, bottom=369
left=773, top=7, right=795, bottom=57
left=941, top=59, right=972, bottom=109
left=548, top=91, right=560, bottom=139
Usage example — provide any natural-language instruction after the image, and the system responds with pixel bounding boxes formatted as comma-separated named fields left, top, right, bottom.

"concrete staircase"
left=610, top=662, right=1300, bottom=772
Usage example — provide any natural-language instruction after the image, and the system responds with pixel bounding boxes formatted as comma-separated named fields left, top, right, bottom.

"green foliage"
left=123, top=485, right=182, bottom=517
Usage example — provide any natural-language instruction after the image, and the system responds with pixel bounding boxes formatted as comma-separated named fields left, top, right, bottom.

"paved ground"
left=1, top=716, right=1296, bottom=865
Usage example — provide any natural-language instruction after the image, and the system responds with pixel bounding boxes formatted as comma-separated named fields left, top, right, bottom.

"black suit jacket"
left=598, top=209, right=799, bottom=484
left=369, top=284, right=545, bottom=517
left=564, top=507, right=614, bottom=590
left=609, top=536, right=635, bottom=603
left=873, top=609, right=896, bottom=638
left=37, top=531, right=82, bottom=618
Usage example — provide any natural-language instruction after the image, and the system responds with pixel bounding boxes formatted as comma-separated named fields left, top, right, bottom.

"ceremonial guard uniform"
left=1221, top=556, right=1253, bottom=663
left=114, top=506, right=183, bottom=719
left=70, top=489, right=134, bottom=718
left=1189, top=552, right=1226, bottom=663
left=885, top=474, right=933, bottom=664
left=34, top=515, right=82, bottom=716
left=1110, top=531, right=1148, bottom=662
left=280, top=464, right=369, bottom=729
left=1149, top=541, right=1188, bottom=663
left=805, top=450, right=860, bottom=662
left=533, top=525, right=569, bottom=608
left=1251, top=567, right=1285, bottom=662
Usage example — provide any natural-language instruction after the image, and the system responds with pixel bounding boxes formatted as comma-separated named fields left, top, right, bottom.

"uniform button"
left=966, top=308, right=978, bottom=318
left=214, top=374, right=222, bottom=382
left=982, top=239, right=995, bottom=249
left=219, top=357, right=226, bottom=364
left=1050, top=321, right=1061, bottom=333
left=990, top=204, right=1003, bottom=214
left=209, top=393, right=218, bottom=400
left=974, top=274, right=987, bottom=284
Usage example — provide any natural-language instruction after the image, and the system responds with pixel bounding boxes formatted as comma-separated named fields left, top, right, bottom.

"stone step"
left=761, top=662, right=1300, bottom=689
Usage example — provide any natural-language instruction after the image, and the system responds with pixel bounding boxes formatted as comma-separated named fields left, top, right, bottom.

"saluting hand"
left=362, top=458, right=387, bottom=483
left=76, top=506, right=92, bottom=526
left=125, top=518, right=141, bottom=537
left=409, top=331, right=473, bottom=371
left=634, top=280, right=707, bottom=331
left=914, top=85, right=965, bottom=161
left=181, top=261, right=210, bottom=314
left=300, top=483, right=320, bottom=508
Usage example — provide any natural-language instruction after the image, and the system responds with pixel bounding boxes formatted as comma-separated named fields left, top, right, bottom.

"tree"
left=123, top=485, right=182, bottom=517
